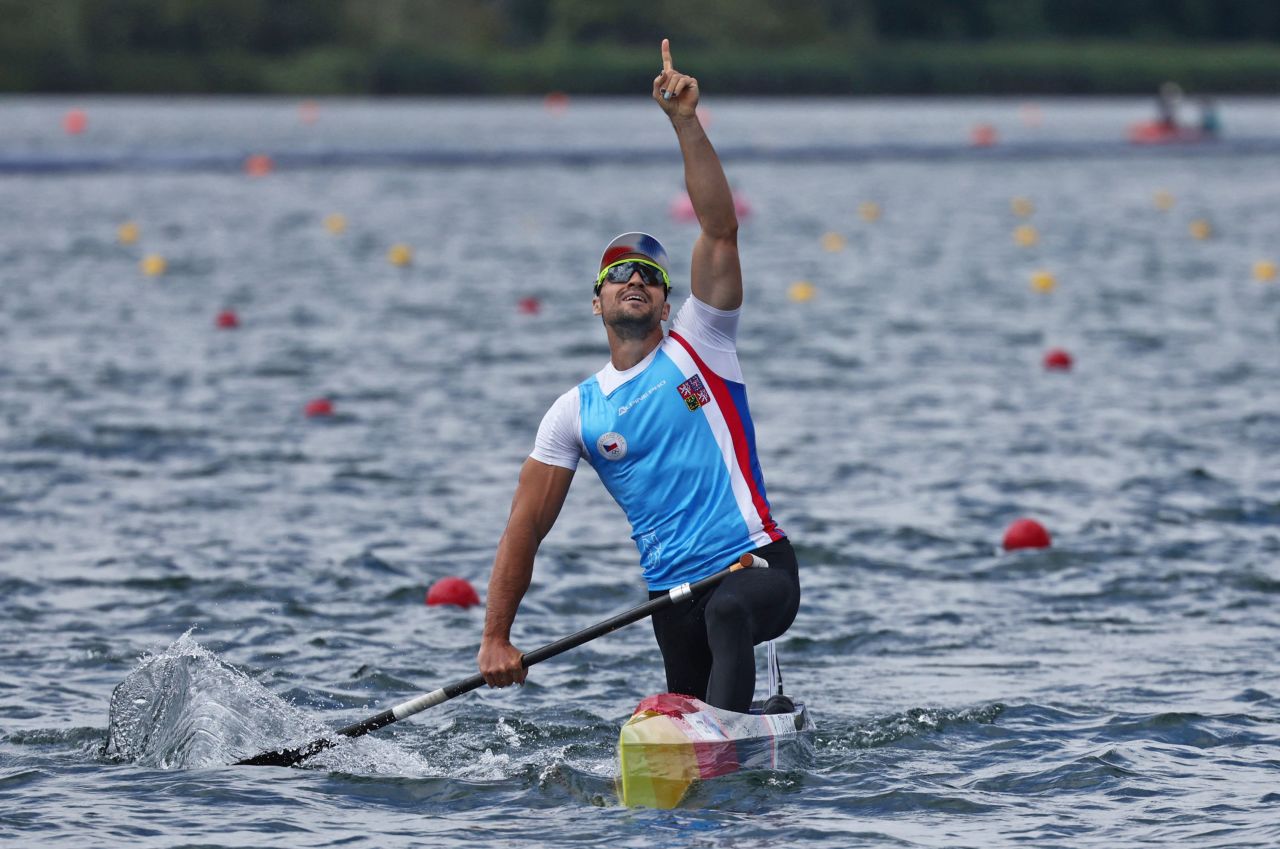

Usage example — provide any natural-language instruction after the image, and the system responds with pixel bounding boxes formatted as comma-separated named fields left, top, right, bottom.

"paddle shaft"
left=236, top=554, right=764, bottom=767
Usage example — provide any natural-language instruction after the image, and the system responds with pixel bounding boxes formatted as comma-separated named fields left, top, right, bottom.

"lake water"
left=1, top=96, right=1278, bottom=848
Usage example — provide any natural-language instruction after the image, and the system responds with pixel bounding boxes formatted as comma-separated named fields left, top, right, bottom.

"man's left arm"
left=654, top=38, right=742, bottom=312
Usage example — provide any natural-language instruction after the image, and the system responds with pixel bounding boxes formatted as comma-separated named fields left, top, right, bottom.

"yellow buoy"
left=324, top=213, right=347, bottom=235
left=1154, top=190, right=1176, bottom=211
left=821, top=232, right=846, bottom=252
left=1010, top=197, right=1034, bottom=218
left=388, top=243, right=413, bottom=267
left=117, top=221, right=140, bottom=245
left=1254, top=260, right=1277, bottom=282
left=1014, top=224, right=1039, bottom=247
left=789, top=281, right=816, bottom=302
left=858, top=201, right=881, bottom=222
left=1189, top=219, right=1212, bottom=240
left=141, top=254, right=167, bottom=277
left=1030, top=270, right=1056, bottom=293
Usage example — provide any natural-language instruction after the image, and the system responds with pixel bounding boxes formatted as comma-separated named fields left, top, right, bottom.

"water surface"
left=1, top=96, right=1278, bottom=848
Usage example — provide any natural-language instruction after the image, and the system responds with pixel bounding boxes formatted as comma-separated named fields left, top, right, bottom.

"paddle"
left=236, top=553, right=766, bottom=768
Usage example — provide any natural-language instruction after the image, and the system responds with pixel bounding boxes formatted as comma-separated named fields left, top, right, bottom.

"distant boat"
left=1128, top=121, right=1212, bottom=145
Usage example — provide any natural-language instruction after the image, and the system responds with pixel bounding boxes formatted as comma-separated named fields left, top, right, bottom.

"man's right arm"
left=477, top=457, right=575, bottom=687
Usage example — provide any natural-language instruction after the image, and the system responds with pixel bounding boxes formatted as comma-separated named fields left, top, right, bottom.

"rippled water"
left=2, top=97, right=1279, bottom=848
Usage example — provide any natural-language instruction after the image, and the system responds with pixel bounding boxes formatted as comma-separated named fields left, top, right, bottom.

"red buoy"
left=1003, top=518, right=1052, bottom=551
left=669, top=192, right=696, bottom=222
left=971, top=123, right=998, bottom=147
left=244, top=154, right=274, bottom=177
left=63, top=109, right=88, bottom=135
left=671, top=190, right=751, bottom=222
left=1043, top=348, right=1072, bottom=370
left=299, top=100, right=321, bottom=125
left=544, top=91, right=570, bottom=115
left=517, top=296, right=541, bottom=315
left=215, top=309, right=239, bottom=329
left=304, top=398, right=334, bottom=418
left=426, top=577, right=481, bottom=608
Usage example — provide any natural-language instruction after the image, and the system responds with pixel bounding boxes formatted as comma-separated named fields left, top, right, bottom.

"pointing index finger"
left=661, top=38, right=672, bottom=72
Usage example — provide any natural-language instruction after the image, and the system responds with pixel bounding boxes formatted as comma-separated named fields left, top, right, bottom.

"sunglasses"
left=595, top=260, right=671, bottom=294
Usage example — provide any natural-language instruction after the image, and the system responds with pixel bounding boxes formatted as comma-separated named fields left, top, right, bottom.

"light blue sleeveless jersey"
left=578, top=330, right=782, bottom=590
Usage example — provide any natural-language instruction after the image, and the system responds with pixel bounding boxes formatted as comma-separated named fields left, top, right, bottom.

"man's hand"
left=478, top=636, right=527, bottom=687
left=653, top=38, right=698, bottom=119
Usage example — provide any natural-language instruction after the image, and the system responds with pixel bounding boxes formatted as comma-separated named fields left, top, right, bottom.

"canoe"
left=617, top=692, right=815, bottom=808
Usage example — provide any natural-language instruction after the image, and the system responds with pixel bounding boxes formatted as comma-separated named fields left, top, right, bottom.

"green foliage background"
left=3, top=0, right=1280, bottom=94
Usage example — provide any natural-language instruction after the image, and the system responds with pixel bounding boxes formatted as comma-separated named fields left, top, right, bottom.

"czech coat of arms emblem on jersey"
left=676, top=375, right=712, bottom=411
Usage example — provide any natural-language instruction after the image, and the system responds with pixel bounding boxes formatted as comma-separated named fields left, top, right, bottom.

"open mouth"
left=621, top=292, right=647, bottom=304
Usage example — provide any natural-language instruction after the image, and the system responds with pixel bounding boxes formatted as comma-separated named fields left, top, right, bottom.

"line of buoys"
left=109, top=109, right=1238, bottom=572
left=1004, top=178, right=1229, bottom=553
left=426, top=576, right=481, bottom=608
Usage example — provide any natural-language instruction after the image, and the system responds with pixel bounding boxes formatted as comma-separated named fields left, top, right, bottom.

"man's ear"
left=661, top=300, right=671, bottom=321
left=592, top=295, right=603, bottom=315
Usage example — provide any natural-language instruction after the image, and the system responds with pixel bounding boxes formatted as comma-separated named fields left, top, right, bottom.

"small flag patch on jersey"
left=677, top=375, right=712, bottom=411
left=596, top=431, right=628, bottom=461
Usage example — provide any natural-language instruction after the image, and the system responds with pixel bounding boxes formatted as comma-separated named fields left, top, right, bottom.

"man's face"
left=593, top=265, right=670, bottom=335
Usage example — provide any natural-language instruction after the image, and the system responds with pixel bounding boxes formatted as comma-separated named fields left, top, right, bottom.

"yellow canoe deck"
left=617, top=693, right=814, bottom=808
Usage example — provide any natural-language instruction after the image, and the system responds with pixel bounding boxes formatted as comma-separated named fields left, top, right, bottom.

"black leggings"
left=649, top=537, right=800, bottom=713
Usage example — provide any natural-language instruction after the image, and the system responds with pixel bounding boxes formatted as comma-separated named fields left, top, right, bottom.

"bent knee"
left=705, top=590, right=752, bottom=631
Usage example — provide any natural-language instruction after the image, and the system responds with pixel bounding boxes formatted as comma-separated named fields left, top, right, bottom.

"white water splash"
left=102, top=630, right=327, bottom=768
left=102, top=631, right=447, bottom=775
left=496, top=716, right=523, bottom=748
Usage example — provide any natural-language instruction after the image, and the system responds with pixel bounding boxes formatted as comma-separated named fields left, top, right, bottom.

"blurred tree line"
left=3, top=0, right=1280, bottom=94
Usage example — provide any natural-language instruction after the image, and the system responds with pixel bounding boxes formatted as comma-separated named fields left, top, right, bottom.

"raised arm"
left=654, top=38, right=742, bottom=311
left=477, top=457, right=575, bottom=687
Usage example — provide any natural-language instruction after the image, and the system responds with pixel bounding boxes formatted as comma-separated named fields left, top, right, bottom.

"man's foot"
left=761, top=694, right=795, bottom=715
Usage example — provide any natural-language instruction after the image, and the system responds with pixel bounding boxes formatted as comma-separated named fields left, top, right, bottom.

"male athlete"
left=477, top=40, right=799, bottom=714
